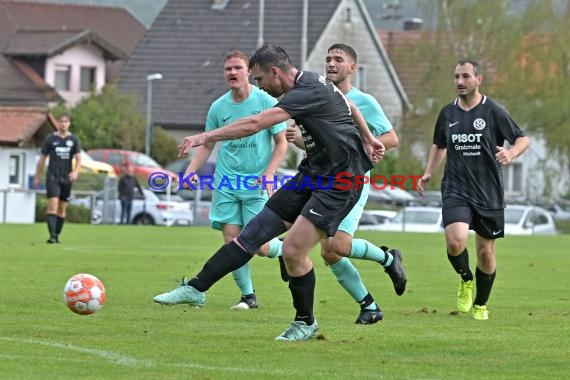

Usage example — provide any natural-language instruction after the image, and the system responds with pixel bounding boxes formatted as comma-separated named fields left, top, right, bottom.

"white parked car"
left=542, top=201, right=570, bottom=221
left=358, top=210, right=397, bottom=231
left=85, top=189, right=193, bottom=226
left=370, top=206, right=443, bottom=233
left=505, top=205, right=557, bottom=235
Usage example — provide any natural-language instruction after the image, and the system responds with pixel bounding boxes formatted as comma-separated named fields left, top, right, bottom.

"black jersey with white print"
left=276, top=71, right=373, bottom=177
left=41, top=133, right=81, bottom=182
left=433, top=96, right=525, bottom=209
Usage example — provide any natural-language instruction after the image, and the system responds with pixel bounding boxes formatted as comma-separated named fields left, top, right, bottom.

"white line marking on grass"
left=0, top=353, right=86, bottom=364
left=0, top=336, right=289, bottom=376
left=0, top=337, right=148, bottom=367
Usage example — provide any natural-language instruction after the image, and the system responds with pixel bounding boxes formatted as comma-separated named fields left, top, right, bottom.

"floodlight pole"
left=145, top=73, right=163, bottom=157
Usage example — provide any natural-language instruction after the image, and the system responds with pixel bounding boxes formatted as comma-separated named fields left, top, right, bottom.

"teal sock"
left=232, top=262, right=254, bottom=296
left=350, top=239, right=393, bottom=267
left=329, top=257, right=376, bottom=309
left=267, top=238, right=282, bottom=258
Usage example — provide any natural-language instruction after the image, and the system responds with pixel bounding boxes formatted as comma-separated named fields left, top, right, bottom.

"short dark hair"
left=249, top=44, right=294, bottom=72
left=328, top=43, right=358, bottom=63
left=224, top=50, right=249, bottom=65
left=457, top=59, right=482, bottom=76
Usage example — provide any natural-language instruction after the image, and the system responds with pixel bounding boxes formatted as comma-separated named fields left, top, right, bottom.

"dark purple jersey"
left=276, top=71, right=373, bottom=177
left=433, top=96, right=525, bottom=209
left=41, top=133, right=81, bottom=182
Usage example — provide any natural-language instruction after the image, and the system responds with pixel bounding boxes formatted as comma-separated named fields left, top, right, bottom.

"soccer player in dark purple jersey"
left=153, top=44, right=385, bottom=341
left=417, top=60, right=529, bottom=320
left=34, top=114, right=82, bottom=244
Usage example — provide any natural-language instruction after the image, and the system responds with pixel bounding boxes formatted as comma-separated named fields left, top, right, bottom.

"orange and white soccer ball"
left=63, top=273, right=106, bottom=315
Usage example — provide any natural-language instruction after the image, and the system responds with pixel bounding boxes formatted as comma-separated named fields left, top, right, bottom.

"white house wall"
left=44, top=44, right=106, bottom=106
left=520, top=133, right=569, bottom=200
left=305, top=0, right=403, bottom=127
left=0, top=146, right=37, bottom=223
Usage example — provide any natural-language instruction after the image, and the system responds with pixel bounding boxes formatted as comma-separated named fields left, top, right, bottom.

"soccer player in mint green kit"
left=181, top=50, right=287, bottom=309
left=285, top=44, right=407, bottom=324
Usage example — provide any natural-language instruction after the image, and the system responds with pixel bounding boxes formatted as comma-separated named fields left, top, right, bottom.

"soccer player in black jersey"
left=417, top=60, right=529, bottom=320
left=34, top=115, right=82, bottom=244
left=153, top=44, right=387, bottom=341
left=283, top=43, right=406, bottom=325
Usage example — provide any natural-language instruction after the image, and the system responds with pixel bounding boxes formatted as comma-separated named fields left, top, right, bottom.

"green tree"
left=394, top=0, right=569, bottom=190
left=50, top=85, right=178, bottom=165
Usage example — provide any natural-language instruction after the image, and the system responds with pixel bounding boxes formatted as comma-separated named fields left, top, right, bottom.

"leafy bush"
left=555, top=220, right=570, bottom=235
left=35, top=197, right=91, bottom=224
left=50, top=85, right=179, bottom=167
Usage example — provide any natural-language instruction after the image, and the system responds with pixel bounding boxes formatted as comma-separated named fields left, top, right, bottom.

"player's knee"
left=477, top=245, right=495, bottom=261
left=328, top=236, right=352, bottom=257
left=255, top=242, right=270, bottom=257
left=446, top=236, right=466, bottom=254
left=237, top=207, right=287, bottom=254
left=320, top=247, right=339, bottom=264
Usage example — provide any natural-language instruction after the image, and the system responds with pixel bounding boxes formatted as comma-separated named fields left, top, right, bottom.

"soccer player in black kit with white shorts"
left=34, top=114, right=82, bottom=244
left=153, top=44, right=392, bottom=341
left=417, top=60, right=529, bottom=320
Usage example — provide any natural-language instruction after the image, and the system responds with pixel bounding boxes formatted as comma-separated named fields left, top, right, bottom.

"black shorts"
left=46, top=177, right=72, bottom=202
left=442, top=197, right=504, bottom=239
left=266, top=172, right=362, bottom=237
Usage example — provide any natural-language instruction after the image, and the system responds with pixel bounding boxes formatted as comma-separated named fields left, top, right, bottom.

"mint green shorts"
left=209, top=190, right=269, bottom=230
left=336, top=171, right=371, bottom=235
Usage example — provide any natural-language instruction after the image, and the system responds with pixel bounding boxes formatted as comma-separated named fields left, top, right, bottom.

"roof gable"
left=118, top=0, right=342, bottom=129
left=0, top=106, right=57, bottom=146
left=0, top=1, right=146, bottom=55
left=4, top=29, right=127, bottom=60
left=0, top=0, right=146, bottom=106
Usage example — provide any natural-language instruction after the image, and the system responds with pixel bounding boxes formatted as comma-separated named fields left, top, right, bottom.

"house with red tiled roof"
left=0, top=0, right=146, bottom=106
left=0, top=0, right=146, bottom=223
left=0, top=107, right=57, bottom=223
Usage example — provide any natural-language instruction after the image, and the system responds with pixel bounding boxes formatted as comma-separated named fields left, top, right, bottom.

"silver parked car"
left=87, top=189, right=193, bottom=226
left=370, top=206, right=444, bottom=233
left=505, top=205, right=557, bottom=235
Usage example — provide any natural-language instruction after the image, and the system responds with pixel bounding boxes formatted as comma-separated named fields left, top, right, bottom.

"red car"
left=87, top=149, right=178, bottom=185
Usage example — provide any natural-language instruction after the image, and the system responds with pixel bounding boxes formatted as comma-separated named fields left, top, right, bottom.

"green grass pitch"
left=0, top=224, right=568, bottom=379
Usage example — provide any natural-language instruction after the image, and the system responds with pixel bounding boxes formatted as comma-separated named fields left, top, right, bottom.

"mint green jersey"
left=206, top=86, right=286, bottom=187
left=337, top=87, right=394, bottom=235
left=346, top=87, right=393, bottom=136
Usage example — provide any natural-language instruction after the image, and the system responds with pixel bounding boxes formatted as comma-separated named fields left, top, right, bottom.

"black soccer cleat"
left=384, top=248, right=407, bottom=296
left=230, top=294, right=258, bottom=310
left=355, top=307, right=384, bottom=325
left=46, top=237, right=58, bottom=244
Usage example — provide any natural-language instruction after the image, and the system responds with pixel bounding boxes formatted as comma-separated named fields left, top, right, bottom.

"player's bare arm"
left=285, top=123, right=305, bottom=149
left=417, top=144, right=447, bottom=196
left=33, top=155, right=47, bottom=188
left=178, top=107, right=290, bottom=156
left=69, top=152, right=81, bottom=182
left=349, top=101, right=384, bottom=163
left=378, top=129, right=399, bottom=151
left=260, top=130, right=288, bottom=196
left=495, top=136, right=529, bottom=166
left=181, top=143, right=216, bottom=189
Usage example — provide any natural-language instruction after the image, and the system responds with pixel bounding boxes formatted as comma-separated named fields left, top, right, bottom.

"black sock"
left=289, top=268, right=316, bottom=326
left=56, top=216, right=65, bottom=235
left=358, top=292, right=375, bottom=310
left=474, top=267, right=496, bottom=306
left=188, top=241, right=253, bottom=292
left=448, top=249, right=473, bottom=282
left=46, top=214, right=58, bottom=239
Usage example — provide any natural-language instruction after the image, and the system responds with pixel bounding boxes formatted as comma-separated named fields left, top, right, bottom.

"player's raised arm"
left=178, top=107, right=291, bottom=156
